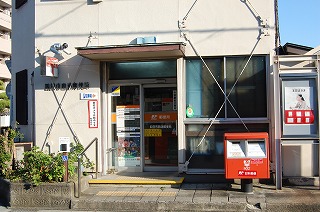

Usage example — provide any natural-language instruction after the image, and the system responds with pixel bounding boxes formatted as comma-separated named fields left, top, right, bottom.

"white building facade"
left=12, top=0, right=318, bottom=188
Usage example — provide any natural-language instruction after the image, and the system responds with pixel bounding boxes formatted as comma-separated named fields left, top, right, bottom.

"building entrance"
left=143, top=86, right=178, bottom=171
left=110, top=84, right=178, bottom=172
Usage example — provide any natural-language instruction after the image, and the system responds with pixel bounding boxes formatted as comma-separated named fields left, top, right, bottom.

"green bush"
left=14, top=147, right=65, bottom=185
left=9, top=143, right=94, bottom=185
left=0, top=129, right=23, bottom=177
left=0, top=99, right=10, bottom=112
left=0, top=126, right=94, bottom=185
left=0, top=80, right=4, bottom=91
left=0, top=93, right=9, bottom=100
left=0, top=80, right=10, bottom=114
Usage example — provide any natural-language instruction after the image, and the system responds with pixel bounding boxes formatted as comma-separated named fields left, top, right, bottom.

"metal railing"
left=77, top=137, right=98, bottom=198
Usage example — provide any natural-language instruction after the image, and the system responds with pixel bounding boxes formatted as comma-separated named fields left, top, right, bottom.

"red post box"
left=224, top=132, right=270, bottom=179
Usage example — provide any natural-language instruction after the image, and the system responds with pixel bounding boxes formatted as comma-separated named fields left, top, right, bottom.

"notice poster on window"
left=284, top=87, right=314, bottom=125
left=116, top=105, right=141, bottom=167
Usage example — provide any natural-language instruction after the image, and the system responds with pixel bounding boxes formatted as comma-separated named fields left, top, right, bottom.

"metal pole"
left=274, top=56, right=282, bottom=190
left=77, top=157, right=81, bottom=198
left=95, top=139, right=98, bottom=179
left=63, top=152, right=68, bottom=182
left=76, top=137, right=98, bottom=198
left=241, top=179, right=253, bottom=193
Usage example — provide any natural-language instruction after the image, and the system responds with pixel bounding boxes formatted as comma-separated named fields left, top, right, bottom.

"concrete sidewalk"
left=2, top=182, right=320, bottom=211
left=70, top=183, right=320, bottom=211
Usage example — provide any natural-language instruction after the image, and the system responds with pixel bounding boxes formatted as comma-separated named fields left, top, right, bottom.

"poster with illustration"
left=284, top=87, right=314, bottom=124
left=117, top=136, right=141, bottom=167
left=116, top=105, right=141, bottom=167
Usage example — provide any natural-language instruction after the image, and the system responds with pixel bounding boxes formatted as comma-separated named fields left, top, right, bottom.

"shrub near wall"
left=0, top=131, right=93, bottom=208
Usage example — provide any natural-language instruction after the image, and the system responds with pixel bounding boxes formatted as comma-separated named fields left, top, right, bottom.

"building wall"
left=34, top=0, right=275, bottom=56
left=12, top=0, right=276, bottom=170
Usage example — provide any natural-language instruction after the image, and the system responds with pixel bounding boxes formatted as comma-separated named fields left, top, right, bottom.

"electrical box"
left=59, top=137, right=70, bottom=152
left=224, top=132, right=270, bottom=179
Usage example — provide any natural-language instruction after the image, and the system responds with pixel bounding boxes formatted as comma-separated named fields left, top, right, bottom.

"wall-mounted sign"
left=111, top=86, right=120, bottom=96
left=282, top=79, right=318, bottom=137
left=144, top=112, right=177, bottom=122
left=88, top=100, right=98, bottom=128
left=284, top=87, right=314, bottom=124
left=41, top=56, right=58, bottom=77
left=80, top=93, right=98, bottom=100
left=44, top=82, right=89, bottom=91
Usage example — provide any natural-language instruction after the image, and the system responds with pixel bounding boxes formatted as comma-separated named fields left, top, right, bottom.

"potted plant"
left=0, top=80, right=10, bottom=127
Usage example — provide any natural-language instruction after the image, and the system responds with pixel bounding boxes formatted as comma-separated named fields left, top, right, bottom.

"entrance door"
left=111, top=85, right=142, bottom=172
left=143, top=86, right=178, bottom=171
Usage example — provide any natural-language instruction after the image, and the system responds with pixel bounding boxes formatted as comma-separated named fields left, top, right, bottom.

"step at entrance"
left=89, top=176, right=184, bottom=185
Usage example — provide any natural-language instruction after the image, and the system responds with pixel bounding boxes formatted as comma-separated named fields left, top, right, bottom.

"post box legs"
left=241, top=179, right=253, bottom=193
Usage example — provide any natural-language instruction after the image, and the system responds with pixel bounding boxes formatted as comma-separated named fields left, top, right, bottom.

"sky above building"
left=278, top=0, right=320, bottom=48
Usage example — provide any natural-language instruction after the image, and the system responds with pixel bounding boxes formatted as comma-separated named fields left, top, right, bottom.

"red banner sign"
left=284, top=110, right=314, bottom=124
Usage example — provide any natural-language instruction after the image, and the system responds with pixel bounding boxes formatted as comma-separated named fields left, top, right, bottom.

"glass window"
left=109, top=60, right=177, bottom=80
left=226, top=56, right=267, bottom=118
left=186, top=56, right=267, bottom=119
left=185, top=124, right=269, bottom=169
left=186, top=59, right=224, bottom=118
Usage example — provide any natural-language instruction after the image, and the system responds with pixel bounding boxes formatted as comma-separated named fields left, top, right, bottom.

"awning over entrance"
left=76, top=42, right=186, bottom=61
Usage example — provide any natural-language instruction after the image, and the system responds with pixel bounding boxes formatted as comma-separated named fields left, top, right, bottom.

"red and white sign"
left=251, top=158, right=264, bottom=165
left=284, top=110, right=314, bottom=124
left=238, top=170, right=257, bottom=176
left=284, top=87, right=314, bottom=124
left=88, top=100, right=98, bottom=128
left=41, top=56, right=59, bottom=77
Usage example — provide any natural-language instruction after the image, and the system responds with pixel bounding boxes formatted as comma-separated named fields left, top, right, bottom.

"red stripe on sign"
left=284, top=110, right=314, bottom=124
